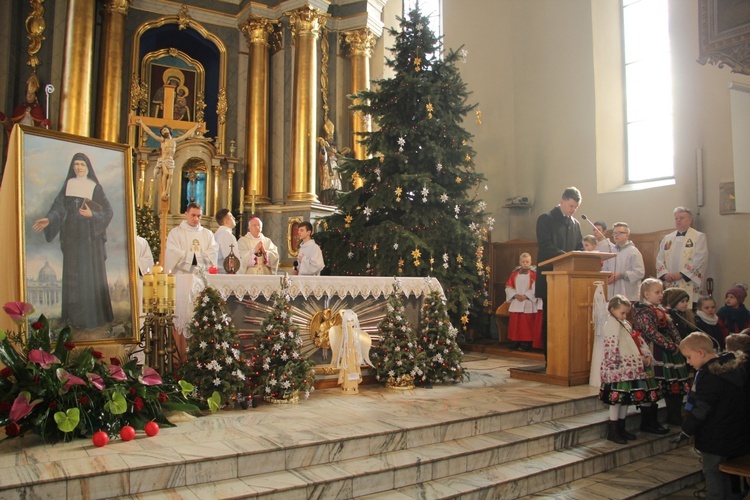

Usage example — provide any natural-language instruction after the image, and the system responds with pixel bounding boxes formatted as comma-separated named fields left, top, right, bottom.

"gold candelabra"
left=141, top=263, right=177, bottom=374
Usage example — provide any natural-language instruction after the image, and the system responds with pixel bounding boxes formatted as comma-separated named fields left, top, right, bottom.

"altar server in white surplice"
left=328, top=310, right=374, bottom=394
left=655, top=206, right=708, bottom=305
left=238, top=217, right=279, bottom=275
left=504, top=253, right=543, bottom=351
left=165, top=202, right=219, bottom=274
left=602, top=222, right=644, bottom=302
left=213, top=208, right=238, bottom=273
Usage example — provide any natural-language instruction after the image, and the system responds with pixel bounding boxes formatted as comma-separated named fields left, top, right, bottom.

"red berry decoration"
left=144, top=421, right=159, bottom=437
left=119, top=425, right=136, bottom=441
left=92, top=430, right=109, bottom=447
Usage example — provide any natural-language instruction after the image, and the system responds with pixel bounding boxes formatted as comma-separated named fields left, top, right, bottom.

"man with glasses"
left=602, top=222, right=644, bottom=301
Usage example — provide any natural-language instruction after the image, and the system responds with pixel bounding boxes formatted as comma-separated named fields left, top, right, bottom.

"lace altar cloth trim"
left=174, top=274, right=444, bottom=336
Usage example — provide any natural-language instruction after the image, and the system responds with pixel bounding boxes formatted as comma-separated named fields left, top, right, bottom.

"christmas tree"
left=317, top=6, right=493, bottom=330
left=417, top=288, right=467, bottom=383
left=371, top=280, right=426, bottom=388
left=136, top=205, right=160, bottom=260
left=180, top=286, right=250, bottom=408
left=251, top=276, right=315, bottom=402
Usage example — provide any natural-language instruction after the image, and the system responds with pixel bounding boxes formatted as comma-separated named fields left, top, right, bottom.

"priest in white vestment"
left=655, top=207, right=708, bottom=305
left=238, top=217, right=279, bottom=275
left=165, top=202, right=218, bottom=274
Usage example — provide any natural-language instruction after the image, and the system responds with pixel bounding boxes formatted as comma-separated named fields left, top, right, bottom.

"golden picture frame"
left=287, top=216, right=302, bottom=257
left=2, top=126, right=139, bottom=345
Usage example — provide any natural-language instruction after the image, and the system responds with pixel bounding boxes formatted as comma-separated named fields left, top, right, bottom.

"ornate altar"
left=174, top=275, right=444, bottom=373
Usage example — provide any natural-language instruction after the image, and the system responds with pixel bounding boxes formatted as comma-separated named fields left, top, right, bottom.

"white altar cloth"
left=175, top=274, right=444, bottom=336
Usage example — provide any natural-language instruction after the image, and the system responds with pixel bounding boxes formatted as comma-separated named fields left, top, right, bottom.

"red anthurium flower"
left=0, top=367, right=12, bottom=379
left=9, top=392, right=42, bottom=422
left=2, top=302, right=34, bottom=324
left=29, top=350, right=61, bottom=369
left=56, top=368, right=86, bottom=393
left=5, top=421, right=20, bottom=437
left=138, top=366, right=163, bottom=386
left=107, top=364, right=127, bottom=381
left=87, top=373, right=106, bottom=391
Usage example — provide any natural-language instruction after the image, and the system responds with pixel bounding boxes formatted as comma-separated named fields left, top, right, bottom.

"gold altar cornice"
left=102, top=0, right=132, bottom=16
left=287, top=4, right=328, bottom=40
left=340, top=28, right=377, bottom=58
left=239, top=15, right=279, bottom=48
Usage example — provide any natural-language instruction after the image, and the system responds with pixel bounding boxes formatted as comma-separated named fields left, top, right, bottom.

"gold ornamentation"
left=344, top=214, right=353, bottom=228
left=414, top=57, right=422, bottom=71
left=395, top=186, right=402, bottom=202
left=195, top=90, right=206, bottom=124
left=217, top=88, right=227, bottom=126
left=411, top=249, right=421, bottom=260
left=340, top=28, right=377, bottom=58
left=239, top=16, right=279, bottom=47
left=456, top=176, right=462, bottom=184
left=178, top=5, right=192, bottom=30
left=309, top=308, right=341, bottom=351
left=476, top=110, right=482, bottom=125
left=265, top=392, right=299, bottom=404
left=129, top=73, right=149, bottom=114
left=320, top=25, right=330, bottom=125
left=386, top=375, right=415, bottom=390
left=465, top=153, right=471, bottom=162
left=102, top=0, right=131, bottom=16
left=426, top=101, right=433, bottom=119
left=26, top=0, right=46, bottom=72
left=352, top=172, right=364, bottom=189
left=313, top=365, right=339, bottom=375
left=287, top=4, right=327, bottom=40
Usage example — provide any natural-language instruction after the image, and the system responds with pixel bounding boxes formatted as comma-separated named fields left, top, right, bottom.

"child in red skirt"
left=505, top=253, right=543, bottom=351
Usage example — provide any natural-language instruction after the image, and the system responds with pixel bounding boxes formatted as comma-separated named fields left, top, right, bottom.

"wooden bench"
left=719, top=453, right=750, bottom=480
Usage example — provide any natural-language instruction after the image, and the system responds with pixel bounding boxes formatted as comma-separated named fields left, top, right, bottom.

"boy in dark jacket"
left=677, top=332, right=750, bottom=499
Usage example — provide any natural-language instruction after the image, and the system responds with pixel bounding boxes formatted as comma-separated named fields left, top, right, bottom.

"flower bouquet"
left=0, top=302, right=200, bottom=442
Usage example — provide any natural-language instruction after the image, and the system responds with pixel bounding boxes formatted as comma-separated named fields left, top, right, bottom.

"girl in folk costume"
left=599, top=295, right=662, bottom=444
left=717, top=285, right=750, bottom=338
left=505, top=253, right=543, bottom=351
left=632, top=278, right=691, bottom=430
left=695, top=296, right=724, bottom=351
left=662, top=288, right=697, bottom=341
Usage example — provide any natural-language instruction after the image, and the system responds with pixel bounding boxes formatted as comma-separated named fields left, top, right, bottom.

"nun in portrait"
left=33, top=152, right=114, bottom=329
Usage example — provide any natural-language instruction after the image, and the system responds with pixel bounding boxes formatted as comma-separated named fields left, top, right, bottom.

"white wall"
left=438, top=0, right=749, bottom=296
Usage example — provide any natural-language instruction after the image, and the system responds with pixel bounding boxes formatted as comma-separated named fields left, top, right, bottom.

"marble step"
left=123, top=408, right=683, bottom=499
left=358, top=434, right=697, bottom=500
left=523, top=446, right=703, bottom=499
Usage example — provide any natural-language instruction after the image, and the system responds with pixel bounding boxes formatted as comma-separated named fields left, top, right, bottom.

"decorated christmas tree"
left=136, top=205, right=160, bottom=259
left=371, top=280, right=426, bottom=388
left=250, top=276, right=315, bottom=402
left=180, top=287, right=251, bottom=408
left=317, top=6, right=493, bottom=331
left=417, top=288, right=467, bottom=383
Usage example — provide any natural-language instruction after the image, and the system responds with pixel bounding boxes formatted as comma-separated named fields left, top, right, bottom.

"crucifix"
left=129, top=84, right=207, bottom=265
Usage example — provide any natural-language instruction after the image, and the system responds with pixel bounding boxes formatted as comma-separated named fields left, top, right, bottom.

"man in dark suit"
left=536, top=187, right=584, bottom=356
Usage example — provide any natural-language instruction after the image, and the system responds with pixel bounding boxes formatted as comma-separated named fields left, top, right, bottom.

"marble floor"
left=0, top=354, right=700, bottom=499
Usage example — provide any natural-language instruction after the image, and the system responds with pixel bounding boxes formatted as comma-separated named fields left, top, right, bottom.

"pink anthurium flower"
left=138, top=366, right=163, bottom=386
left=86, top=372, right=106, bottom=391
left=107, top=364, right=127, bottom=381
left=29, top=350, right=61, bottom=369
left=9, top=391, right=42, bottom=422
left=56, top=368, right=86, bottom=393
left=2, top=302, right=35, bottom=324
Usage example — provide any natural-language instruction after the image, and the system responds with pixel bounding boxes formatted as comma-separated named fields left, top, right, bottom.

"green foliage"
left=179, top=287, right=251, bottom=408
left=0, top=303, right=200, bottom=442
left=250, top=276, right=315, bottom=401
left=417, top=289, right=467, bottom=383
left=136, top=205, right=160, bottom=259
left=317, top=6, right=492, bottom=329
left=371, top=280, right=426, bottom=386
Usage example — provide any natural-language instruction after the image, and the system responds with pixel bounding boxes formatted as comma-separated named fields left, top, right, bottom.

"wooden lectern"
left=509, top=251, right=613, bottom=386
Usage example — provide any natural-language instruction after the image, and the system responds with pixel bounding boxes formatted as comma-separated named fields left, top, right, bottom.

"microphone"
left=581, top=215, right=614, bottom=252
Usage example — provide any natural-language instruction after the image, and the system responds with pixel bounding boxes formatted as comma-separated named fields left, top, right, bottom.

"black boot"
left=607, top=420, right=627, bottom=444
left=665, top=395, right=684, bottom=426
left=618, top=418, right=637, bottom=440
left=640, top=404, right=669, bottom=434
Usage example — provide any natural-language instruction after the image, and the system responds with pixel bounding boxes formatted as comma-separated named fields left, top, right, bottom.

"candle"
left=152, top=263, right=166, bottom=313
left=137, top=176, right=145, bottom=208
left=167, top=272, right=175, bottom=313
left=239, top=186, right=244, bottom=214
left=142, top=270, right=154, bottom=313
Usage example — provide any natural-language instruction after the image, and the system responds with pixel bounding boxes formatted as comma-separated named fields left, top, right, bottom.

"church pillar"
left=240, top=16, right=278, bottom=208
left=287, top=5, right=326, bottom=203
left=60, top=0, right=96, bottom=136
left=342, top=29, right=377, bottom=160
left=96, top=0, right=131, bottom=143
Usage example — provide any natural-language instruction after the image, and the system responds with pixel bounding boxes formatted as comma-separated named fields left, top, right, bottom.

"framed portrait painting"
left=16, top=126, right=138, bottom=345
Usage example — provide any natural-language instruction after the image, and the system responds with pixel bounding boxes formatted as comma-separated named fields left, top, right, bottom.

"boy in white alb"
left=505, top=253, right=543, bottom=351
left=294, top=221, right=325, bottom=276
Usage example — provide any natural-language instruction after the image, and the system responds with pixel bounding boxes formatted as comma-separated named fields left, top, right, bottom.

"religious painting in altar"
left=287, top=217, right=302, bottom=257
left=16, top=126, right=138, bottom=344
left=699, top=0, right=750, bottom=74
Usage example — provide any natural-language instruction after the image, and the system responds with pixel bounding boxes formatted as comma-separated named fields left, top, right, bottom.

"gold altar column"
left=287, top=5, right=326, bottom=203
left=96, top=0, right=131, bottom=142
left=59, top=0, right=96, bottom=136
left=342, top=29, right=377, bottom=160
left=240, top=16, right=277, bottom=207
